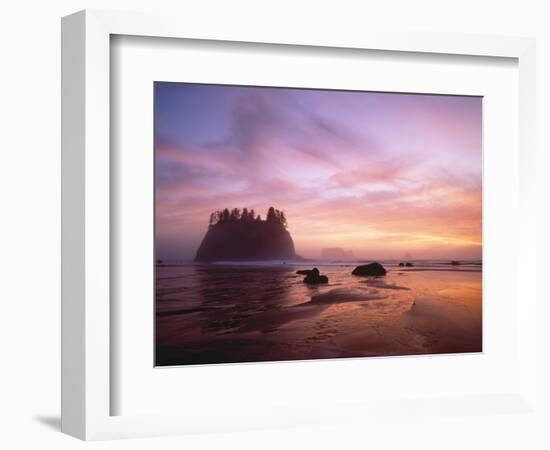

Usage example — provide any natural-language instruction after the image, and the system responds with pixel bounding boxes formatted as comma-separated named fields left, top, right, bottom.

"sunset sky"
left=155, top=83, right=482, bottom=261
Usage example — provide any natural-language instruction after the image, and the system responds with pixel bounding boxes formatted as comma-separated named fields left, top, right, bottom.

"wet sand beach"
left=155, top=261, right=482, bottom=366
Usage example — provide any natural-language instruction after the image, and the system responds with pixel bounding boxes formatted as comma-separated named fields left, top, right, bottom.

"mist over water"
left=155, top=261, right=482, bottom=366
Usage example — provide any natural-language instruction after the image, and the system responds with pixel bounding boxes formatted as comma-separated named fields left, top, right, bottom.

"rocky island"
left=194, top=207, right=300, bottom=262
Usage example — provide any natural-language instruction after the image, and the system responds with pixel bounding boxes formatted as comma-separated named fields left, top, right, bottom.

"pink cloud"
left=155, top=85, right=482, bottom=260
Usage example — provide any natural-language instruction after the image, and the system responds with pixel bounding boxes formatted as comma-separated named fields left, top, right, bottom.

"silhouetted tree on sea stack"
left=266, top=206, right=277, bottom=223
left=207, top=206, right=288, bottom=227
left=279, top=211, right=287, bottom=227
left=266, top=207, right=287, bottom=227
left=230, top=208, right=241, bottom=221
left=222, top=208, right=230, bottom=221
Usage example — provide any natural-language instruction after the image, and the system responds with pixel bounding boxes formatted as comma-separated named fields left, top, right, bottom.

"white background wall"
left=0, top=1, right=548, bottom=449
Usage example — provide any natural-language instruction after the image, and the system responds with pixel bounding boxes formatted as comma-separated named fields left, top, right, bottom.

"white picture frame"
left=61, top=9, right=537, bottom=441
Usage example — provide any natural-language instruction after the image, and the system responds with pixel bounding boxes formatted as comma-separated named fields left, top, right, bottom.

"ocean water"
left=155, top=261, right=482, bottom=366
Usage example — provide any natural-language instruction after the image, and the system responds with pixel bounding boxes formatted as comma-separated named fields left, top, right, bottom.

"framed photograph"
left=153, top=82, right=484, bottom=367
left=62, top=9, right=538, bottom=440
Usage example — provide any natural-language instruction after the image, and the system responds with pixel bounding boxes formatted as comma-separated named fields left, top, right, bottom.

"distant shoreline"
left=156, top=259, right=483, bottom=272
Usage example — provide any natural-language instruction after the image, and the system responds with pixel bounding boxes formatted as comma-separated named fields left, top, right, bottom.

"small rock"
left=303, top=267, right=329, bottom=284
left=398, top=262, right=405, bottom=267
left=305, top=274, right=328, bottom=284
left=405, top=262, right=413, bottom=267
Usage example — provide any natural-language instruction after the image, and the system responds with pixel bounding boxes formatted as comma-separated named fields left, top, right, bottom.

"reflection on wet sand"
left=155, top=263, right=482, bottom=366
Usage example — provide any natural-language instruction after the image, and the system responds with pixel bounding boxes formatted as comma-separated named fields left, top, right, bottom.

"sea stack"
left=194, top=207, right=299, bottom=262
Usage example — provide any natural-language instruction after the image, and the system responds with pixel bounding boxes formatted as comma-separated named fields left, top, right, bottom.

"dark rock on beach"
left=296, top=269, right=314, bottom=275
left=405, top=262, right=413, bottom=267
left=398, top=262, right=405, bottom=267
left=451, top=260, right=460, bottom=266
left=303, top=268, right=329, bottom=284
left=352, top=262, right=387, bottom=276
